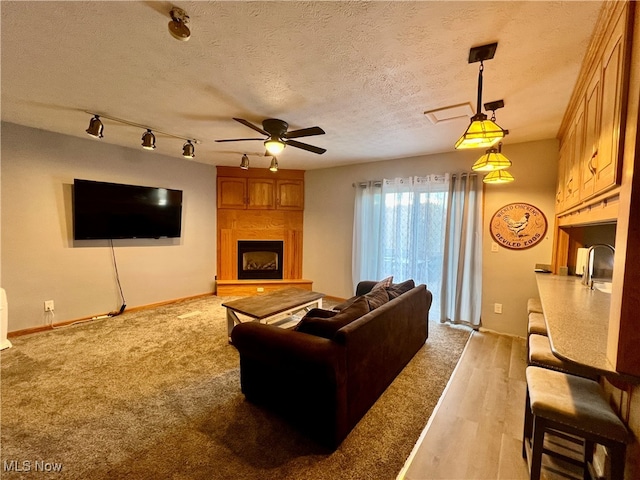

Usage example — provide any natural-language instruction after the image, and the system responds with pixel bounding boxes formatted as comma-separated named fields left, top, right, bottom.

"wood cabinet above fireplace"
left=217, top=167, right=304, bottom=210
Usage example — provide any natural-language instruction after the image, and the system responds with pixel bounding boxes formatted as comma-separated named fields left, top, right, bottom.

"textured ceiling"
left=1, top=1, right=603, bottom=170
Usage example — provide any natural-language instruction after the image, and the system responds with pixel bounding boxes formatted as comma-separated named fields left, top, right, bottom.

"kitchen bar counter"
left=535, top=273, right=638, bottom=383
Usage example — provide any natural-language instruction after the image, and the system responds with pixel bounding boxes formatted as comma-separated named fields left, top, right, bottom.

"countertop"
left=535, top=273, right=638, bottom=383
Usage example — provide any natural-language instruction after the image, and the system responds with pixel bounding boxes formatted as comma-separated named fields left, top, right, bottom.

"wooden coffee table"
left=223, top=287, right=325, bottom=341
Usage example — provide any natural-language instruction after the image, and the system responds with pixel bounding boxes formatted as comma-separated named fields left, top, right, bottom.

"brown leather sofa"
left=230, top=282, right=433, bottom=448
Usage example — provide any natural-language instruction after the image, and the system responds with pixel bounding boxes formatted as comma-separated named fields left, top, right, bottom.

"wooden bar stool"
left=528, top=312, right=548, bottom=337
left=528, top=334, right=598, bottom=380
left=523, top=366, right=630, bottom=480
left=527, top=297, right=543, bottom=314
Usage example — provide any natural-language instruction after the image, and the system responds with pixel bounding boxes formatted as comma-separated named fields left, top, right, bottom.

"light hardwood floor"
left=399, top=330, right=583, bottom=480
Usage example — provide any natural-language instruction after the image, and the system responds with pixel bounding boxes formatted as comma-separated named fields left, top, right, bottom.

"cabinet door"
left=247, top=178, right=275, bottom=209
left=580, top=69, right=600, bottom=201
left=595, top=11, right=626, bottom=194
left=276, top=180, right=304, bottom=210
left=564, top=107, right=584, bottom=209
left=217, top=177, right=246, bottom=209
left=556, top=140, right=568, bottom=213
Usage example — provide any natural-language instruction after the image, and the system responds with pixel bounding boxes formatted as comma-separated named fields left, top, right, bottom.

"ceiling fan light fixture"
left=240, top=154, right=250, bottom=170
left=483, top=169, right=515, bottom=184
left=182, top=140, right=195, bottom=158
left=86, top=115, right=104, bottom=139
left=269, top=157, right=278, bottom=172
left=141, top=129, right=156, bottom=150
left=265, top=138, right=285, bottom=155
left=472, top=143, right=511, bottom=171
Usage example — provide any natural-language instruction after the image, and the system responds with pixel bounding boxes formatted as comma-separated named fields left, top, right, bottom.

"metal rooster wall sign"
left=490, top=203, right=548, bottom=250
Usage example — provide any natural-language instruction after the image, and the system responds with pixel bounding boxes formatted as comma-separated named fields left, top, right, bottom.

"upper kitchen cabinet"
left=556, top=2, right=632, bottom=222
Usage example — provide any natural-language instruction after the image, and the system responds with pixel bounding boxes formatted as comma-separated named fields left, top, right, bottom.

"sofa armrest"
left=355, top=280, right=378, bottom=296
left=231, top=321, right=344, bottom=370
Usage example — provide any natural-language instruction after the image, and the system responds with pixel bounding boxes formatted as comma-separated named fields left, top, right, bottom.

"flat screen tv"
left=73, top=179, right=183, bottom=240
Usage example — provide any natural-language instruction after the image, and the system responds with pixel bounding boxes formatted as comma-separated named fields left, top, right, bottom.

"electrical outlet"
left=44, top=300, right=55, bottom=312
left=491, top=242, right=499, bottom=252
left=257, top=287, right=264, bottom=292
left=494, top=303, right=502, bottom=314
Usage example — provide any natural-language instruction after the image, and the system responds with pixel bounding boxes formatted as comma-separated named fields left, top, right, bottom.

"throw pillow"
left=386, top=279, right=416, bottom=299
left=364, top=286, right=389, bottom=310
left=372, top=276, right=393, bottom=290
left=295, top=296, right=370, bottom=339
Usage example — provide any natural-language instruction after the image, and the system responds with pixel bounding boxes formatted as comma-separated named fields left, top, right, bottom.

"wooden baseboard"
left=7, top=292, right=214, bottom=338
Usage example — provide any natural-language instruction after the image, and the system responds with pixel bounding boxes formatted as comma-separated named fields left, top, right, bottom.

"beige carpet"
left=1, top=295, right=471, bottom=480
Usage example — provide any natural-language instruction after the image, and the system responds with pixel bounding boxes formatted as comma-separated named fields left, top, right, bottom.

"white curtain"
left=352, top=175, right=449, bottom=317
left=440, top=173, right=483, bottom=327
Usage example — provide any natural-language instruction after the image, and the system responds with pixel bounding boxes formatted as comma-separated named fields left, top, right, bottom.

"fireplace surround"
left=237, top=240, right=284, bottom=280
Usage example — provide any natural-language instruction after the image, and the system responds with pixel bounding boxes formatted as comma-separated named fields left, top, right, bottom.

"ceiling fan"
left=216, top=118, right=326, bottom=155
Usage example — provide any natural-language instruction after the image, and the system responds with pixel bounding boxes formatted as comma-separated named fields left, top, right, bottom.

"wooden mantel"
left=215, top=166, right=311, bottom=296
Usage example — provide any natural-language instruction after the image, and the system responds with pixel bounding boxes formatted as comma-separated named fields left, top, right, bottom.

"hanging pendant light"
left=269, top=157, right=279, bottom=172
left=240, top=154, right=250, bottom=170
left=141, top=129, right=156, bottom=150
left=472, top=142, right=511, bottom=171
left=182, top=140, right=195, bottom=158
left=455, top=43, right=507, bottom=149
left=86, top=115, right=104, bottom=138
left=483, top=169, right=515, bottom=184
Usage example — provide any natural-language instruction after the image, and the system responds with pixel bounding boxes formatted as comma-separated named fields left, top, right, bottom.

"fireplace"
left=237, top=240, right=284, bottom=280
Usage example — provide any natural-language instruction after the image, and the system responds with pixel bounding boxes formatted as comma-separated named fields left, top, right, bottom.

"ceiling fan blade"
left=215, top=138, right=264, bottom=143
left=285, top=139, right=326, bottom=155
left=233, top=118, right=269, bottom=136
left=284, top=126, right=325, bottom=139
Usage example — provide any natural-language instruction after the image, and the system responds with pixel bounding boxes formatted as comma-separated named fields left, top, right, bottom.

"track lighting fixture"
left=483, top=169, right=515, bottom=184
left=182, top=140, right=195, bottom=158
left=455, top=43, right=507, bottom=150
left=265, top=138, right=285, bottom=156
left=240, top=154, right=250, bottom=170
left=168, top=7, right=191, bottom=41
left=86, top=115, right=104, bottom=138
left=269, top=157, right=279, bottom=172
left=472, top=142, right=511, bottom=172
left=141, top=129, right=156, bottom=150
left=84, top=112, right=198, bottom=156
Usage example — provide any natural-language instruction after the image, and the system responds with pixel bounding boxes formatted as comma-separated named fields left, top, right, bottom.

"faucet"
left=582, top=244, right=615, bottom=288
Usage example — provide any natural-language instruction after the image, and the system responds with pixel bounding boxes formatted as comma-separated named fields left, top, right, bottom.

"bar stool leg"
left=522, top=388, right=533, bottom=459
left=530, top=416, right=546, bottom=480
left=583, top=440, right=594, bottom=480
left=609, top=444, right=626, bottom=480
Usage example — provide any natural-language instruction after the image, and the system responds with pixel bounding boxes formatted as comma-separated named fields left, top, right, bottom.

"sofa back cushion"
left=386, top=279, right=416, bottom=299
left=363, top=286, right=389, bottom=310
left=295, top=296, right=370, bottom=339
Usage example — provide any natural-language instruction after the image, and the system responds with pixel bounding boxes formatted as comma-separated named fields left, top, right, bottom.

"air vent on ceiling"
left=424, top=103, right=474, bottom=124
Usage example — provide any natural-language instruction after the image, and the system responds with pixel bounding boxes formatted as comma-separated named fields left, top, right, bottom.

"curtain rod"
left=352, top=173, right=477, bottom=188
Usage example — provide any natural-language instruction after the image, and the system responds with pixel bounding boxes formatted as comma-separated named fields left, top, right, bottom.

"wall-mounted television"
left=73, top=179, right=183, bottom=240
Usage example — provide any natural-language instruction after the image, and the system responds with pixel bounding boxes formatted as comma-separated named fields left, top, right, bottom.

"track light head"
left=168, top=7, right=191, bottom=41
left=182, top=140, right=195, bottom=158
left=240, top=154, right=250, bottom=170
left=86, top=115, right=104, bottom=139
left=141, top=129, right=156, bottom=150
left=269, top=157, right=278, bottom=172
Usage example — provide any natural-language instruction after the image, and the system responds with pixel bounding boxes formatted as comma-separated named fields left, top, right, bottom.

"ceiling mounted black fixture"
left=216, top=118, right=327, bottom=155
left=455, top=42, right=508, bottom=149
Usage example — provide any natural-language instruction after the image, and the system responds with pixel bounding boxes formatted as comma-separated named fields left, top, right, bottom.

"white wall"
left=303, top=139, right=558, bottom=337
left=1, top=123, right=217, bottom=332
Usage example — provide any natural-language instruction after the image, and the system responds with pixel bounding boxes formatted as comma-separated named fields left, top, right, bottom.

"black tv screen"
left=73, top=179, right=183, bottom=240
